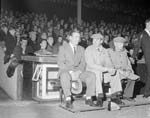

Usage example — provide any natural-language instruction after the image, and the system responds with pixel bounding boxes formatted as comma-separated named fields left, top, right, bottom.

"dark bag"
left=6, top=57, right=19, bottom=78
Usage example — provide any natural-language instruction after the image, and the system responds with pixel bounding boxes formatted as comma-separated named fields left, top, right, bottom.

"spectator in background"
left=47, top=36, right=54, bottom=53
left=102, top=34, right=110, bottom=49
left=0, top=24, right=8, bottom=51
left=4, top=26, right=17, bottom=64
left=28, top=31, right=40, bottom=53
left=20, top=37, right=29, bottom=55
left=53, top=35, right=63, bottom=54
left=79, top=31, right=88, bottom=49
left=34, top=39, right=51, bottom=55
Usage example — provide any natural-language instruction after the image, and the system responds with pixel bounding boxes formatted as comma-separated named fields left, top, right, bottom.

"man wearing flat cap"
left=85, top=34, right=124, bottom=106
left=106, top=36, right=139, bottom=101
left=113, top=36, right=126, bottom=43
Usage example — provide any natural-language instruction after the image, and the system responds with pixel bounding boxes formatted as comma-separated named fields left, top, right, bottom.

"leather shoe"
left=111, top=98, right=125, bottom=105
left=143, top=93, right=150, bottom=98
left=85, top=99, right=97, bottom=107
left=96, top=97, right=103, bottom=107
left=65, top=100, right=73, bottom=109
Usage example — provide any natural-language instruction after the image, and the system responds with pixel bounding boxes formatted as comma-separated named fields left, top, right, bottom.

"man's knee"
left=86, top=71, right=96, bottom=83
left=60, top=71, right=71, bottom=81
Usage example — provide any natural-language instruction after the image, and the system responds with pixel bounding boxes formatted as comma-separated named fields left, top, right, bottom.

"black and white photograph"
left=0, top=0, right=150, bottom=118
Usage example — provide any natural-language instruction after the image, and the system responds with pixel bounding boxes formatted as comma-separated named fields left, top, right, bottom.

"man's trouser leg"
left=80, top=71, right=96, bottom=97
left=123, top=79, right=135, bottom=98
left=144, top=63, right=150, bottom=97
left=94, top=71, right=103, bottom=96
left=60, top=71, right=71, bottom=98
left=110, top=73, right=122, bottom=95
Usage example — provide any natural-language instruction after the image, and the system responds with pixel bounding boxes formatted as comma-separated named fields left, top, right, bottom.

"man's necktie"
left=73, top=47, right=76, bottom=55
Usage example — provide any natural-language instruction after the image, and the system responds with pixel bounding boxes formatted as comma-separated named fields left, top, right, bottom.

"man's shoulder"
left=85, top=45, right=93, bottom=50
left=101, top=48, right=112, bottom=56
left=137, top=30, right=149, bottom=43
left=140, top=30, right=148, bottom=37
left=106, top=48, right=113, bottom=52
left=77, top=45, right=85, bottom=51
left=59, top=42, right=69, bottom=49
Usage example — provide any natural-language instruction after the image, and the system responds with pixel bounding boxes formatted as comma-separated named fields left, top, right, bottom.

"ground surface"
left=0, top=87, right=150, bottom=118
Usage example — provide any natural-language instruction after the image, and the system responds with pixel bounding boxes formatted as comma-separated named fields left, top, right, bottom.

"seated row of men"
left=57, top=27, right=139, bottom=108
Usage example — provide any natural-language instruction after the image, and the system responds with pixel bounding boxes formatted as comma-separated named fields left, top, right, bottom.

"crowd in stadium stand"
left=0, top=8, right=143, bottom=57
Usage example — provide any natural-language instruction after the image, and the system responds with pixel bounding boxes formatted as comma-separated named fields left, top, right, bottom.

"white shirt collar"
left=69, top=42, right=74, bottom=48
left=145, top=29, right=150, bottom=36
left=69, top=42, right=76, bottom=53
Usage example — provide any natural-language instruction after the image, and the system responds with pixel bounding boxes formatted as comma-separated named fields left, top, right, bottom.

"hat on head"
left=113, top=37, right=126, bottom=43
left=91, top=33, right=104, bottom=40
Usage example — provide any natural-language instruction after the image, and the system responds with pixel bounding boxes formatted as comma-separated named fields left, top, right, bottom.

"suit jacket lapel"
left=144, top=30, right=150, bottom=38
left=65, top=43, right=81, bottom=65
left=66, top=43, right=74, bottom=59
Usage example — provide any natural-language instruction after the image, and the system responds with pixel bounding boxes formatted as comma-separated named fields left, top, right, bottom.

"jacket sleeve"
left=132, top=33, right=142, bottom=59
left=85, top=47, right=107, bottom=72
left=125, top=52, right=134, bottom=73
left=57, top=46, right=74, bottom=71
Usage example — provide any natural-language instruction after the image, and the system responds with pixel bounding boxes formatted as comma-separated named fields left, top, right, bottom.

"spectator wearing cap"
left=85, top=33, right=123, bottom=106
left=107, top=36, right=139, bottom=101
left=133, top=18, right=150, bottom=98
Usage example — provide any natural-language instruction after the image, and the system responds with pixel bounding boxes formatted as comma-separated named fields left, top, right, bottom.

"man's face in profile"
left=146, top=22, right=150, bottom=31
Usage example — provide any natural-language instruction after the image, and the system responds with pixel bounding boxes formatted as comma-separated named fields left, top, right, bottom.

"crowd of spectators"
left=1, top=8, right=144, bottom=75
left=0, top=9, right=142, bottom=51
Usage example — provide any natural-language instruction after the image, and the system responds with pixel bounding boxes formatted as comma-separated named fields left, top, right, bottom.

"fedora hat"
left=69, top=70, right=83, bottom=94
left=71, top=79, right=83, bottom=94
